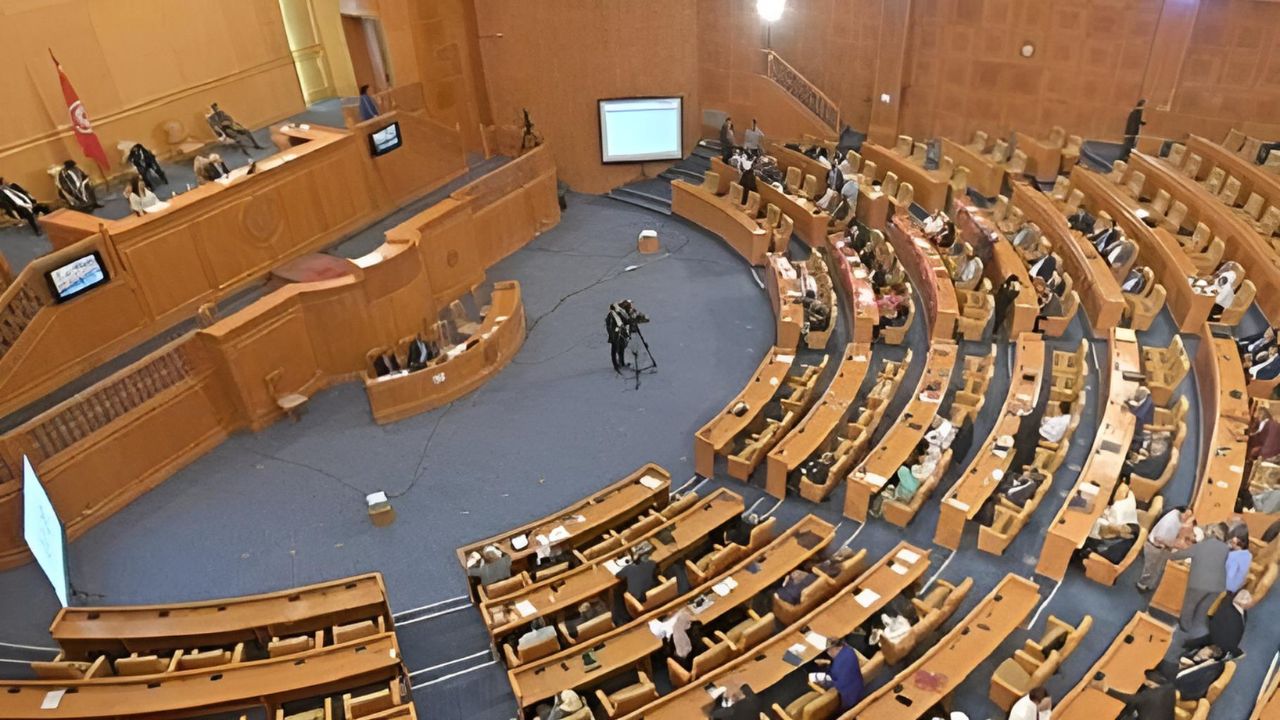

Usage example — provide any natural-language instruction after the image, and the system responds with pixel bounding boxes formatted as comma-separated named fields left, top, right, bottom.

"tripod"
left=628, top=325, right=658, bottom=390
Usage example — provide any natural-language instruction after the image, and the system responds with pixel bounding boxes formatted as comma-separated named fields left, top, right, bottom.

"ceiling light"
left=757, top=0, right=785, bottom=23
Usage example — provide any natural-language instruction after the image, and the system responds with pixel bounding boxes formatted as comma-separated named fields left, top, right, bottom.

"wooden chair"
left=883, top=448, right=952, bottom=527
left=502, top=629, right=562, bottom=666
left=1182, top=154, right=1202, bottom=179
left=1167, top=143, right=1186, bottom=167
left=1202, top=167, right=1226, bottom=195
left=882, top=577, right=973, bottom=665
left=1050, top=176, right=1071, bottom=202
left=268, top=631, right=322, bottom=657
left=1124, top=276, right=1166, bottom=332
left=786, top=166, right=803, bottom=195
left=800, top=174, right=819, bottom=200
left=968, top=130, right=989, bottom=153
left=623, top=573, right=678, bottom=617
left=882, top=172, right=900, bottom=199
left=1083, top=495, right=1164, bottom=586
left=558, top=612, right=614, bottom=646
left=1254, top=206, right=1280, bottom=237
left=596, top=671, right=658, bottom=718
left=1223, top=129, right=1246, bottom=151
left=1062, top=135, right=1083, bottom=172
left=1241, top=192, right=1266, bottom=221
left=276, top=698, right=332, bottom=720
left=1131, top=445, right=1180, bottom=504
left=1219, top=176, right=1242, bottom=206
left=893, top=135, right=912, bottom=156
left=31, top=655, right=113, bottom=680
left=114, top=652, right=179, bottom=676
left=1218, top=279, right=1255, bottom=326
left=704, top=170, right=722, bottom=194
left=773, top=684, right=841, bottom=720
left=989, top=615, right=1093, bottom=710
left=343, top=682, right=403, bottom=719
left=333, top=616, right=385, bottom=645
left=176, top=643, right=244, bottom=670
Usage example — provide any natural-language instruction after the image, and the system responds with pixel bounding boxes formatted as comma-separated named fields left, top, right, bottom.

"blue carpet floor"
left=0, top=187, right=1276, bottom=720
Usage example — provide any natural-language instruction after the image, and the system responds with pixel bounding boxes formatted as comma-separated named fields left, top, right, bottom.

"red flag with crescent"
left=49, top=50, right=110, bottom=176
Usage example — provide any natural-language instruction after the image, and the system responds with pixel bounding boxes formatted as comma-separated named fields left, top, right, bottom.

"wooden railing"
left=0, top=281, right=48, bottom=364
left=763, top=50, right=841, bottom=132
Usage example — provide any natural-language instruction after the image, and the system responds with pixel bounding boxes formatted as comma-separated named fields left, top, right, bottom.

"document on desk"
left=604, top=557, right=631, bottom=575
left=712, top=577, right=738, bottom=597
left=41, top=689, right=66, bottom=710
left=515, top=600, right=537, bottom=618
left=639, top=474, right=665, bottom=490
left=805, top=632, right=829, bottom=650
left=511, top=534, right=529, bottom=551
left=548, top=526, right=571, bottom=543
left=895, top=548, right=922, bottom=565
left=854, top=588, right=881, bottom=607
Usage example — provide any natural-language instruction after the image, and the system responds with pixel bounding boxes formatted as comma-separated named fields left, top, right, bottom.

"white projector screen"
left=598, top=97, right=683, bottom=163
left=23, top=456, right=69, bottom=607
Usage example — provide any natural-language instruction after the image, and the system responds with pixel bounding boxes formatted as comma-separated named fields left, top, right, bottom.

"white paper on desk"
left=776, top=354, right=795, bottom=364
left=854, top=588, right=881, bottom=607
left=142, top=201, right=171, bottom=214
left=511, top=534, right=529, bottom=551
left=548, top=526, right=571, bottom=543
left=41, top=689, right=66, bottom=710
left=805, top=632, right=829, bottom=650
left=648, top=617, right=675, bottom=639
left=853, top=355, right=868, bottom=361
left=639, top=474, right=664, bottom=490
left=515, top=600, right=537, bottom=618
left=1230, top=465, right=1244, bottom=474
left=947, top=498, right=970, bottom=513
left=1217, top=480, right=1230, bottom=488
left=895, top=548, right=922, bottom=564
left=788, top=642, right=809, bottom=656
left=890, top=562, right=908, bottom=575
left=706, top=685, right=726, bottom=700
left=864, top=472, right=887, bottom=489
left=215, top=177, right=233, bottom=186
left=712, top=578, right=737, bottom=596
left=605, top=557, right=631, bottom=575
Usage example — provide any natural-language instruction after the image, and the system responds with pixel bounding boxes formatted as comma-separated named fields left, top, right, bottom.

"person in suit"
left=56, top=160, right=101, bottom=212
left=1122, top=431, right=1172, bottom=483
left=1082, top=522, right=1138, bottom=565
left=1122, top=267, right=1148, bottom=294
left=125, top=143, right=168, bottom=189
left=1184, top=589, right=1250, bottom=657
left=207, top=102, right=264, bottom=149
left=1247, top=347, right=1280, bottom=381
left=1121, top=99, right=1147, bottom=161
left=1170, top=524, right=1230, bottom=634
left=563, top=599, right=608, bottom=640
left=1171, top=648, right=1227, bottom=702
left=358, top=85, right=381, bottom=122
left=710, top=681, right=763, bottom=720
left=1248, top=408, right=1280, bottom=461
left=194, top=153, right=231, bottom=184
left=718, top=117, right=736, bottom=162
left=1104, top=239, right=1138, bottom=275
left=618, top=549, right=658, bottom=602
left=1067, top=207, right=1096, bottom=233
left=739, top=158, right=758, bottom=205
left=1033, top=278, right=1063, bottom=330
left=1090, top=667, right=1174, bottom=720
left=1127, top=387, right=1155, bottom=442
left=0, top=178, right=52, bottom=235
left=1238, top=327, right=1277, bottom=361
left=1028, top=250, right=1057, bottom=282
left=465, top=544, right=512, bottom=591
left=950, top=419, right=976, bottom=464
left=776, top=569, right=818, bottom=605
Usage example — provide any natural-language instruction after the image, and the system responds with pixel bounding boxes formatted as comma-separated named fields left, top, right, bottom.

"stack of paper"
left=805, top=631, right=829, bottom=650
left=515, top=600, right=537, bottom=618
left=712, top=577, right=738, bottom=596
left=639, top=474, right=664, bottom=490
left=895, top=548, right=921, bottom=564
left=854, top=588, right=882, bottom=607
left=511, top=535, right=529, bottom=551
left=548, top=526, right=571, bottom=543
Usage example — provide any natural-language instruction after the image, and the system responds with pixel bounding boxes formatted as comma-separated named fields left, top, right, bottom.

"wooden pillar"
left=867, top=0, right=912, bottom=146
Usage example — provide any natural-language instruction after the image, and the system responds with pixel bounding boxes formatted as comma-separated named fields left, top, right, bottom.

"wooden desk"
left=756, top=181, right=832, bottom=248
left=1013, top=131, right=1064, bottom=184
left=482, top=489, right=744, bottom=641
left=954, top=200, right=1039, bottom=336
left=844, top=341, right=957, bottom=521
left=1037, top=328, right=1142, bottom=580
left=857, top=183, right=891, bottom=231
left=940, top=138, right=1005, bottom=197
left=694, top=347, right=796, bottom=477
left=1126, top=152, right=1280, bottom=325
left=709, top=157, right=737, bottom=195
left=827, top=235, right=880, bottom=343
left=860, top=143, right=951, bottom=213
left=1186, top=135, right=1280, bottom=213
left=840, top=574, right=1040, bottom=720
left=624, top=542, right=932, bottom=720
left=766, top=254, right=805, bottom=350
left=456, top=464, right=671, bottom=582
left=364, top=281, right=525, bottom=424
left=1191, top=328, right=1249, bottom=525
left=886, top=214, right=960, bottom=339
left=507, top=515, right=835, bottom=709
left=935, top=334, right=1044, bottom=549
left=767, top=141, right=832, bottom=197
left=765, top=344, right=873, bottom=498
left=1071, top=166, right=1215, bottom=332
left=0, top=633, right=404, bottom=719
left=1250, top=653, right=1280, bottom=720
left=51, top=573, right=390, bottom=660
left=1052, top=613, right=1173, bottom=720
left=1010, top=181, right=1125, bottom=333
left=670, top=179, right=772, bottom=266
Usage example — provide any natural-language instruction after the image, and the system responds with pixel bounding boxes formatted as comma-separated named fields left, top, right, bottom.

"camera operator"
left=605, top=299, right=648, bottom=373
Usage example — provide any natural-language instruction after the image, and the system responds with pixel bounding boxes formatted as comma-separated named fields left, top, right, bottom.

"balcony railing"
left=764, top=50, right=841, bottom=132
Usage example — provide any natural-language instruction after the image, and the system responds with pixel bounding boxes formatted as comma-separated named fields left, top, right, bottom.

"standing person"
left=0, top=178, right=52, bottom=235
left=56, top=160, right=101, bottom=212
left=742, top=118, right=764, bottom=155
left=604, top=299, right=646, bottom=374
left=1008, top=687, right=1052, bottom=720
left=1183, top=589, right=1251, bottom=657
left=991, top=275, right=1022, bottom=339
left=1137, top=505, right=1190, bottom=592
left=739, top=157, right=758, bottom=205
left=1121, top=99, right=1147, bottom=161
left=358, top=85, right=381, bottom=121
left=1225, top=530, right=1253, bottom=593
left=1170, top=523, right=1230, bottom=634
left=125, top=143, right=167, bottom=189
left=719, top=117, right=736, bottom=162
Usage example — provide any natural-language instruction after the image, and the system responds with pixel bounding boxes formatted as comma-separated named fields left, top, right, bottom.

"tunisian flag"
left=49, top=50, right=110, bottom=176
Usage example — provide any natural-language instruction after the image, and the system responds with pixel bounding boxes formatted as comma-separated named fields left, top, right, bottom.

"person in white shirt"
left=925, top=417, right=955, bottom=450
left=125, top=176, right=162, bottom=216
left=1210, top=273, right=1236, bottom=320
left=1136, top=505, right=1190, bottom=592
left=742, top=119, right=764, bottom=154
left=1039, top=401, right=1072, bottom=443
left=1008, top=687, right=1052, bottom=720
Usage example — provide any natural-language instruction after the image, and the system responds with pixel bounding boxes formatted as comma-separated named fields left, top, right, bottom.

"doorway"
left=341, top=14, right=392, bottom=92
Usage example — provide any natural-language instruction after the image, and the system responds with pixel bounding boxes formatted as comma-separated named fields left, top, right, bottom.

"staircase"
left=605, top=140, right=723, bottom=215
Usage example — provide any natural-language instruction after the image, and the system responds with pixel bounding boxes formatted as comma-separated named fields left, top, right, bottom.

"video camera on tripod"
left=606, top=299, right=656, bottom=388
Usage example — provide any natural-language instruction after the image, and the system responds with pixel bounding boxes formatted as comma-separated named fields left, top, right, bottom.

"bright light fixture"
left=757, top=0, right=786, bottom=22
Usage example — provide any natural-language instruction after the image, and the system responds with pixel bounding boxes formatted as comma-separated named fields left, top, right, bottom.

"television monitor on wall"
left=369, top=121, right=403, bottom=157
left=45, top=252, right=109, bottom=303
left=598, top=97, right=683, bottom=164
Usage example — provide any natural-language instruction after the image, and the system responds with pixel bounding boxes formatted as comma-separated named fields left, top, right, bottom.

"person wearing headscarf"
left=56, top=160, right=101, bottom=212
left=126, top=143, right=168, bottom=189
left=0, top=177, right=52, bottom=235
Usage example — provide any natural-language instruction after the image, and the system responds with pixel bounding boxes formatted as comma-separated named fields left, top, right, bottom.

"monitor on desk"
left=45, top=251, right=109, bottom=303
left=368, top=121, right=403, bottom=157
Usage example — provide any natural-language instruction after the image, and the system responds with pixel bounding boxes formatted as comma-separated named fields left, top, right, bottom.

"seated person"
left=877, top=304, right=910, bottom=334
left=921, top=210, right=947, bottom=237
left=776, top=569, right=819, bottom=605
left=710, top=681, right=763, bottom=720
left=954, top=252, right=983, bottom=288
left=0, top=177, right=52, bottom=235
left=1121, top=266, right=1149, bottom=294
left=1039, top=401, right=1073, bottom=444
left=207, top=102, right=264, bottom=149
left=796, top=452, right=836, bottom=492
left=124, top=176, right=162, bottom=216
left=1209, top=273, right=1236, bottom=320
left=814, top=148, right=833, bottom=168
left=1011, top=223, right=1040, bottom=251
left=1238, top=326, right=1278, bottom=361
left=998, top=467, right=1043, bottom=507
left=1033, top=277, right=1063, bottom=327
left=1126, top=386, right=1155, bottom=440
left=617, top=549, right=658, bottom=602
left=804, top=296, right=831, bottom=332
left=1213, top=260, right=1243, bottom=290
left=1028, top=247, right=1057, bottom=282
left=534, top=690, right=586, bottom=720
left=814, top=546, right=857, bottom=579
left=810, top=635, right=865, bottom=712
left=1246, top=346, right=1280, bottom=381
left=56, top=160, right=101, bottom=212
left=875, top=283, right=910, bottom=316
left=1090, top=223, right=1122, bottom=252
left=924, top=416, right=956, bottom=451
left=563, top=599, right=609, bottom=640
left=1122, top=430, right=1172, bottom=482
left=193, top=153, right=231, bottom=184
left=1170, top=647, right=1228, bottom=702
left=1103, top=238, right=1137, bottom=270
left=465, top=544, right=512, bottom=588
left=1067, top=207, right=1096, bottom=233
left=722, top=511, right=760, bottom=547
left=517, top=617, right=557, bottom=650
left=1082, top=522, right=1138, bottom=565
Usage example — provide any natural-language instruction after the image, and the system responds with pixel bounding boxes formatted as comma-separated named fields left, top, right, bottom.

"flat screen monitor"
left=23, top=456, right=69, bottom=607
left=598, top=97, right=683, bottom=164
left=46, top=252, right=109, bottom=303
left=369, top=121, right=403, bottom=157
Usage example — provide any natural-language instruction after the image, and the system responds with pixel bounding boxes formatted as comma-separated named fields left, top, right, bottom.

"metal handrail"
left=762, top=50, right=841, bottom=132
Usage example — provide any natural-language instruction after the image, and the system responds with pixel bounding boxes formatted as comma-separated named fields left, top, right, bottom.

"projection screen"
left=598, top=97, right=684, bottom=163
